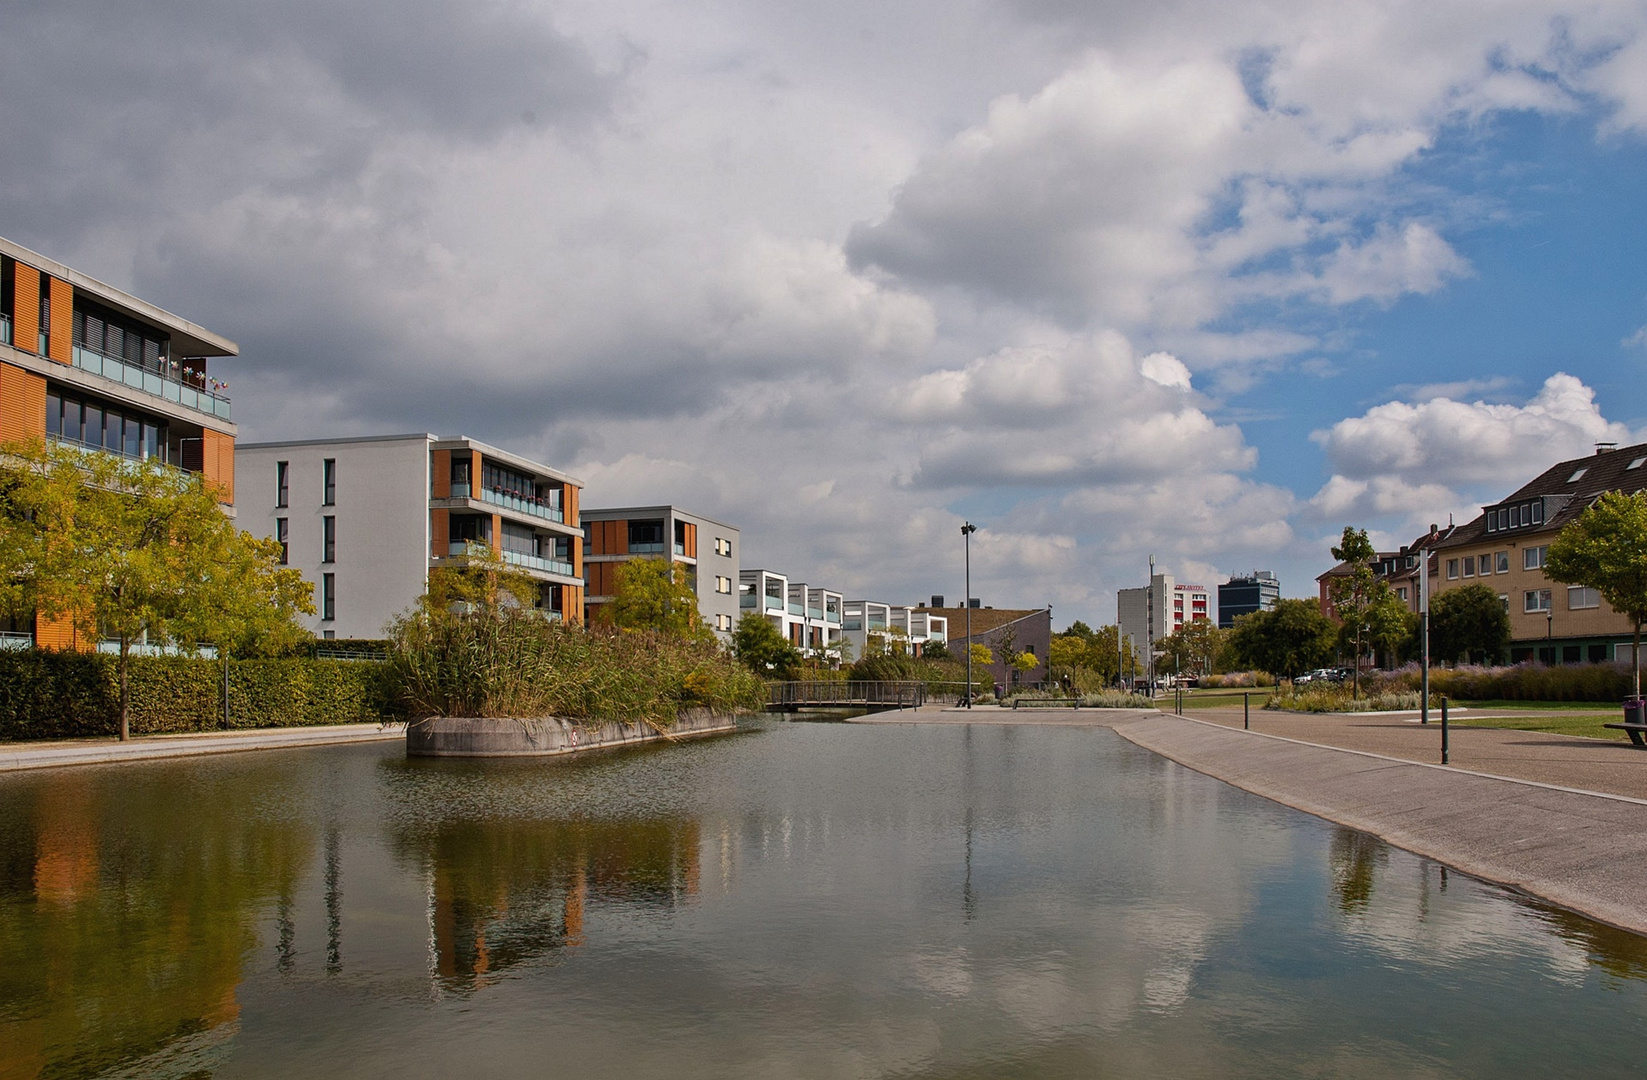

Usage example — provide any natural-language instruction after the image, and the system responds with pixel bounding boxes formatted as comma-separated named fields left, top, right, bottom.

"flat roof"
left=581, top=504, right=741, bottom=531
left=240, top=431, right=583, bottom=487
left=1, top=235, right=239, bottom=358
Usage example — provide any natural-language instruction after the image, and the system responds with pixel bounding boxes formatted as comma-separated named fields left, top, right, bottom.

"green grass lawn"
left=1179, top=689, right=1276, bottom=709
left=1453, top=699, right=1618, bottom=712
left=1446, top=710, right=1631, bottom=742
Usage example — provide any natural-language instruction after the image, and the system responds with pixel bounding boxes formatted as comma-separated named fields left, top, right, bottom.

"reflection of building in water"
left=417, top=818, right=702, bottom=990
left=0, top=768, right=310, bottom=1079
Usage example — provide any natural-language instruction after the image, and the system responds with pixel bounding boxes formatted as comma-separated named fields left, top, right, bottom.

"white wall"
left=237, top=436, right=432, bottom=639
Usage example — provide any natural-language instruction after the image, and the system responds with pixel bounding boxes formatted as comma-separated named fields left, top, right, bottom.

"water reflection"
left=393, top=817, right=701, bottom=991
left=0, top=764, right=309, bottom=1079
left=5, top=727, right=1647, bottom=1079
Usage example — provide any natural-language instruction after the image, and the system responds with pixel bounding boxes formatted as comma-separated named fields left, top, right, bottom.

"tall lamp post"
left=1420, top=548, right=1430, bottom=725
left=962, top=522, right=977, bottom=707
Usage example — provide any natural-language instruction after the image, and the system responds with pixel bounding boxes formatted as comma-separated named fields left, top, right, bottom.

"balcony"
left=501, top=548, right=575, bottom=577
left=478, top=485, right=564, bottom=524
left=788, top=601, right=804, bottom=616
left=0, top=631, right=32, bottom=650
left=0, top=313, right=9, bottom=346
left=70, top=345, right=232, bottom=421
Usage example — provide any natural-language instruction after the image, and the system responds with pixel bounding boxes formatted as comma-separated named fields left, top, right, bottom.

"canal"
left=3, top=719, right=1646, bottom=1077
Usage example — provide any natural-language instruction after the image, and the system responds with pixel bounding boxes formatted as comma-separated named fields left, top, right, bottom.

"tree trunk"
left=118, top=634, right=130, bottom=742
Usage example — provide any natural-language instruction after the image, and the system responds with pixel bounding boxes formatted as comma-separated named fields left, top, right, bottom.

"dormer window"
left=1568, top=467, right=1588, bottom=482
left=1630, top=457, right=1646, bottom=470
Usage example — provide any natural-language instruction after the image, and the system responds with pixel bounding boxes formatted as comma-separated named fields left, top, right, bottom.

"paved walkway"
left=857, top=704, right=1647, bottom=936
left=0, top=723, right=406, bottom=772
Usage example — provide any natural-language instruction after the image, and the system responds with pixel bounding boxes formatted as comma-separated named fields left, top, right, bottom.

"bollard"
left=1441, top=696, right=1449, bottom=765
left=1243, top=692, right=1250, bottom=730
left=1176, top=685, right=1183, bottom=716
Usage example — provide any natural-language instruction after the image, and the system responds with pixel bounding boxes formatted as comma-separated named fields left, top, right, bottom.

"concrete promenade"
left=0, top=723, right=406, bottom=772
left=856, top=704, right=1647, bottom=937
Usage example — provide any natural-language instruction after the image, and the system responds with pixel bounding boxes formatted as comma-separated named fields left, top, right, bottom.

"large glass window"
left=628, top=520, right=665, bottom=553
left=276, top=461, right=289, bottom=508
left=1524, top=589, right=1551, bottom=613
left=322, top=573, right=335, bottom=622
left=322, top=516, right=336, bottom=563
left=276, top=518, right=288, bottom=565
left=1524, top=546, right=1548, bottom=571
left=45, top=389, right=166, bottom=462
left=323, top=459, right=336, bottom=505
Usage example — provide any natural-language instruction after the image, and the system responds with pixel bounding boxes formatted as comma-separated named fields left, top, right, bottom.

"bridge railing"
left=767, top=680, right=927, bottom=709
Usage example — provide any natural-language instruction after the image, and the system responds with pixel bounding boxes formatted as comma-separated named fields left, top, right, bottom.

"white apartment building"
left=1118, top=574, right=1212, bottom=669
left=236, top=434, right=585, bottom=639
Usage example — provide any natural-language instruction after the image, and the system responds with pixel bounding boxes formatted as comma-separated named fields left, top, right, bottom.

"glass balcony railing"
left=807, top=607, right=822, bottom=619
left=71, top=345, right=232, bottom=421
left=825, top=613, right=842, bottom=624
left=674, top=542, right=686, bottom=556
left=628, top=541, right=664, bottom=553
left=0, top=631, right=33, bottom=650
left=740, top=595, right=757, bottom=608
left=501, top=548, right=575, bottom=577
left=0, top=314, right=10, bottom=346
left=787, top=602, right=804, bottom=615
left=478, top=485, right=564, bottom=523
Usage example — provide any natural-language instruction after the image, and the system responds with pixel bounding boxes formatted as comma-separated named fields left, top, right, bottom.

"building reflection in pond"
left=392, top=817, right=702, bottom=992
left=0, top=764, right=310, bottom=1080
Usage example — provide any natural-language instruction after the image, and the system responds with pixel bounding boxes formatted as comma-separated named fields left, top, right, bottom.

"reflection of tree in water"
left=1328, top=827, right=1387, bottom=915
left=393, top=818, right=702, bottom=991
left=0, top=766, right=310, bottom=1079
left=1525, top=902, right=1647, bottom=982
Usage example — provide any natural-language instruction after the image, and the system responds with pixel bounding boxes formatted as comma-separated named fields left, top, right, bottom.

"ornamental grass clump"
left=383, top=607, right=764, bottom=727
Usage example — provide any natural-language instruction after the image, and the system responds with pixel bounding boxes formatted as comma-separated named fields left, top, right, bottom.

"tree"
left=1051, top=623, right=1137, bottom=686
left=0, top=441, right=314, bottom=740
left=1229, top=599, right=1336, bottom=679
left=1546, top=490, right=1647, bottom=696
left=1327, top=526, right=1395, bottom=696
left=731, top=611, right=800, bottom=679
left=1427, top=584, right=1510, bottom=666
left=1153, top=620, right=1225, bottom=679
left=607, top=558, right=711, bottom=642
left=424, top=543, right=541, bottom=616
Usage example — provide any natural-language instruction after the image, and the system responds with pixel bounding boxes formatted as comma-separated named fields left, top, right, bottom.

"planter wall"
left=405, top=709, right=739, bottom=757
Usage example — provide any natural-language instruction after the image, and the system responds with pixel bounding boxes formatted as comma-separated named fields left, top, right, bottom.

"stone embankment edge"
left=405, top=710, right=739, bottom=757
left=1112, top=713, right=1647, bottom=938
left=0, top=723, right=406, bottom=773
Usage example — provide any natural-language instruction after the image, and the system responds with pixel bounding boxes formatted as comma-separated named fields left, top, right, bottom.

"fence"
left=767, top=680, right=927, bottom=710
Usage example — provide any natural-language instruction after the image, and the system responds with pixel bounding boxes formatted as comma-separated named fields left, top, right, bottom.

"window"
left=1524, top=589, right=1551, bottom=613
left=715, top=614, right=732, bottom=632
left=1446, top=559, right=1459, bottom=580
left=628, top=519, right=665, bottom=553
left=1510, top=505, right=1521, bottom=528
left=1462, top=555, right=1475, bottom=577
left=276, top=518, right=288, bottom=565
left=322, top=459, right=336, bottom=505
left=276, top=461, right=288, bottom=507
left=1524, top=545, right=1548, bottom=571
left=322, top=516, right=336, bottom=563
left=44, top=390, right=167, bottom=462
left=450, top=455, right=472, bottom=498
left=1496, top=552, right=1509, bottom=574
left=323, top=630, right=335, bottom=640
left=1630, top=457, right=1647, bottom=470
left=322, top=573, right=336, bottom=621
left=715, top=536, right=732, bottom=557
left=1396, top=587, right=1408, bottom=602
left=1531, top=501, right=1543, bottom=524
left=1568, top=586, right=1600, bottom=610
left=1498, top=508, right=1509, bottom=531
left=1568, top=467, right=1588, bottom=482
left=716, top=575, right=732, bottom=594
left=1498, top=594, right=1509, bottom=612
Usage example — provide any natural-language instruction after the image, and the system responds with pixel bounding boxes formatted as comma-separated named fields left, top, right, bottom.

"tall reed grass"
left=383, top=609, right=765, bottom=725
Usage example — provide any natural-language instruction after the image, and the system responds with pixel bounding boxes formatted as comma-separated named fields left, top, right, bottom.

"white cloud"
left=1624, top=325, right=1647, bottom=349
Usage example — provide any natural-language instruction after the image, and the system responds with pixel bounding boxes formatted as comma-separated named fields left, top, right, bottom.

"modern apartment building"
left=582, top=506, right=740, bottom=641
left=1217, top=572, right=1280, bottom=628
left=0, top=236, right=238, bottom=648
left=1117, top=574, right=1211, bottom=662
left=236, top=434, right=584, bottom=639
left=1430, top=441, right=1647, bottom=664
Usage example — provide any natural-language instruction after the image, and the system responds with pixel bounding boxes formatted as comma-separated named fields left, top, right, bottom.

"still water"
left=4, top=720, right=1647, bottom=1078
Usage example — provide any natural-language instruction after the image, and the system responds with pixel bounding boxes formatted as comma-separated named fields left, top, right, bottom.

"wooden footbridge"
left=766, top=680, right=927, bottom=712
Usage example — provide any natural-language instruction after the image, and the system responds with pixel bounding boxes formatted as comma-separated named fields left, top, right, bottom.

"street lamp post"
left=1547, top=609, right=1553, bottom=663
left=962, top=522, right=977, bottom=707
left=1420, top=548, right=1431, bottom=725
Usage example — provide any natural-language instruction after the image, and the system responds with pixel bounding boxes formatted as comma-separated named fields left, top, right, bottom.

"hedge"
left=0, top=650, right=389, bottom=741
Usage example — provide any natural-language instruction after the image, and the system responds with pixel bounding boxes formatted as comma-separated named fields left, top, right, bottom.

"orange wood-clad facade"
left=0, top=363, right=46, bottom=443
left=200, top=428, right=235, bottom=505
left=585, top=561, right=617, bottom=598
left=34, top=614, right=82, bottom=651
left=431, top=450, right=451, bottom=499
left=430, top=509, right=449, bottom=557
left=12, top=263, right=40, bottom=353
left=46, top=277, right=71, bottom=363
left=586, top=519, right=627, bottom=556
left=681, top=522, right=696, bottom=559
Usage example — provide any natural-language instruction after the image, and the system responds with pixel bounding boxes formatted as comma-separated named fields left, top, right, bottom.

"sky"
left=4, top=0, right=1646, bottom=628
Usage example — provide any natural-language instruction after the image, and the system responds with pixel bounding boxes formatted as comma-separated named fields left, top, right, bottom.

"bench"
left=1603, top=723, right=1647, bottom=748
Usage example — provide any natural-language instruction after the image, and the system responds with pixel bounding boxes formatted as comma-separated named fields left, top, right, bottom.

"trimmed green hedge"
left=0, top=651, right=389, bottom=741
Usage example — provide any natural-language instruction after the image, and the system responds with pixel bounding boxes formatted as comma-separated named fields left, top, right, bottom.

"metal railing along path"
left=767, top=681, right=928, bottom=710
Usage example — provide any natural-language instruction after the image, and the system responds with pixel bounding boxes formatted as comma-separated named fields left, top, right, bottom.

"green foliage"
left=1547, top=490, right=1647, bottom=695
left=731, top=611, right=801, bottom=679
left=1229, top=598, right=1336, bottom=678
left=1050, top=623, right=1137, bottom=684
left=1327, top=525, right=1395, bottom=694
left=850, top=650, right=921, bottom=681
left=424, top=544, right=542, bottom=614
left=1266, top=685, right=1428, bottom=713
left=0, top=651, right=385, bottom=740
left=967, top=642, right=994, bottom=668
left=0, top=440, right=315, bottom=737
left=1378, top=661, right=1634, bottom=703
left=383, top=606, right=761, bottom=724
left=1152, top=620, right=1225, bottom=677
left=607, top=558, right=714, bottom=641
left=1428, top=583, right=1511, bottom=665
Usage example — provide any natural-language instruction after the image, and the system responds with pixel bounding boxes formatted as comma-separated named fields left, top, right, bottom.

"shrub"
left=0, top=650, right=388, bottom=740
left=382, top=609, right=764, bottom=726
left=1199, top=671, right=1275, bottom=688
left=1372, top=661, right=1633, bottom=702
left=1078, top=690, right=1155, bottom=708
